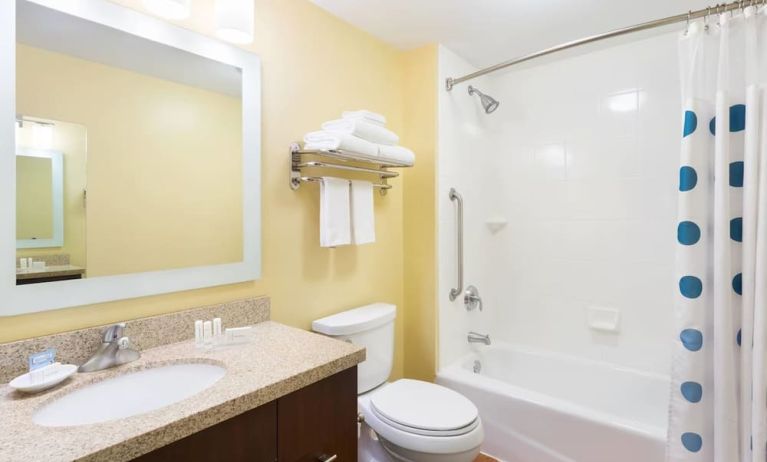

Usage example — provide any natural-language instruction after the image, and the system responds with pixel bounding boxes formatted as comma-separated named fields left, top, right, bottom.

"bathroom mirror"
left=0, top=0, right=261, bottom=314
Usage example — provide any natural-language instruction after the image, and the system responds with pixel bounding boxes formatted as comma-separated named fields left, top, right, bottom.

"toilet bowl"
left=359, top=380, right=483, bottom=462
left=313, top=304, right=484, bottom=462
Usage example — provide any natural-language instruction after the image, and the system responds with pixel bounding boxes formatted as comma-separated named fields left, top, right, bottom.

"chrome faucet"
left=468, top=331, right=491, bottom=345
left=79, top=323, right=140, bottom=372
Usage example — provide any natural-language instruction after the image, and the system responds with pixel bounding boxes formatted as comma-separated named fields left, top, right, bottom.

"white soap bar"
left=225, top=326, right=253, bottom=344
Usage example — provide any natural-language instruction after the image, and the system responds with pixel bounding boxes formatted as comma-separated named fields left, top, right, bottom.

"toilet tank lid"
left=312, top=303, right=396, bottom=336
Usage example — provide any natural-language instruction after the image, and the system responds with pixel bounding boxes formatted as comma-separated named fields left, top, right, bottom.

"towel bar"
left=297, top=161, right=399, bottom=178
left=289, top=142, right=409, bottom=196
left=295, top=176, right=392, bottom=190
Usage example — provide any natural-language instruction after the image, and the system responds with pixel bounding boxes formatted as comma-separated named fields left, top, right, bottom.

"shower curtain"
left=668, top=6, right=767, bottom=462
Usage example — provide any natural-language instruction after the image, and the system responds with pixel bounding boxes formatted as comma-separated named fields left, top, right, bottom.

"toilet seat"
left=369, top=379, right=479, bottom=437
left=371, top=405, right=480, bottom=437
left=359, top=379, right=484, bottom=456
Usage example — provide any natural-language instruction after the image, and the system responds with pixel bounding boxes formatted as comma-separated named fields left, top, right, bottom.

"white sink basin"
left=33, top=363, right=226, bottom=427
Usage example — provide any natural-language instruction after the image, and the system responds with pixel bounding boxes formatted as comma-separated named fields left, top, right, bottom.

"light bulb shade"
left=215, top=0, right=255, bottom=44
left=142, top=0, right=191, bottom=20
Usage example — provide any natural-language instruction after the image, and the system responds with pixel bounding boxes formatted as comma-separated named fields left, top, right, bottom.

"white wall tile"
left=438, top=32, right=680, bottom=375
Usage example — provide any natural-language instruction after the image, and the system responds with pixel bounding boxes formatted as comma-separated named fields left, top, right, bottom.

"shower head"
left=468, top=85, right=499, bottom=114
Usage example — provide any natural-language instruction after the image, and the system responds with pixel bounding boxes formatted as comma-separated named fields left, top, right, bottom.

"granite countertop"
left=0, top=321, right=365, bottom=462
left=16, top=265, right=86, bottom=280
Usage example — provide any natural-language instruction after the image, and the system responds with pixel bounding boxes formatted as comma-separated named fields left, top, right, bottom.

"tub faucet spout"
left=468, top=331, right=491, bottom=345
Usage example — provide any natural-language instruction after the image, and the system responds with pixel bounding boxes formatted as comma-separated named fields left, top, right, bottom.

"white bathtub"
left=436, top=344, right=669, bottom=462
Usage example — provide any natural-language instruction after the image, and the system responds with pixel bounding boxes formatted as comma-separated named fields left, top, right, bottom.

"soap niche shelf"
left=289, top=142, right=411, bottom=196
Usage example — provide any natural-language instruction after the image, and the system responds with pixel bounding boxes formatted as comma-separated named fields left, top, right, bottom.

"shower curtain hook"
left=686, top=10, right=692, bottom=34
left=704, top=6, right=711, bottom=31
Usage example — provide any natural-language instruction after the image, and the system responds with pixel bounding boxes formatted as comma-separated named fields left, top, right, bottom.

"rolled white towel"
left=322, top=119, right=399, bottom=146
left=342, top=110, right=386, bottom=127
left=379, top=145, right=415, bottom=166
left=303, top=131, right=380, bottom=160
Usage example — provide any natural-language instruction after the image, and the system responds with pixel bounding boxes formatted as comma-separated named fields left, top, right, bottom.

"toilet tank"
left=312, top=303, right=396, bottom=394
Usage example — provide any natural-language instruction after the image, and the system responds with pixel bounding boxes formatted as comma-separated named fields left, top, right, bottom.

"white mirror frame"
left=16, top=148, right=64, bottom=249
left=0, top=0, right=261, bottom=316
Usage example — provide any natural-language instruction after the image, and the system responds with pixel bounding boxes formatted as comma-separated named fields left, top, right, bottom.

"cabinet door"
left=278, top=366, right=357, bottom=462
left=133, top=400, right=277, bottom=462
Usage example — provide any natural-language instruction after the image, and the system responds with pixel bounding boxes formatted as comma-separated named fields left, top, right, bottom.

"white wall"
left=438, top=31, right=681, bottom=376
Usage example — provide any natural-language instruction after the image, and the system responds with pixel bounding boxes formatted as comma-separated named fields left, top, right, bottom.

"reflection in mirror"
left=15, top=119, right=87, bottom=285
left=15, top=1, right=244, bottom=285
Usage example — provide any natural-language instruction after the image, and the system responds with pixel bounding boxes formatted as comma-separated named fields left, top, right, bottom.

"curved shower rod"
left=445, top=0, right=763, bottom=91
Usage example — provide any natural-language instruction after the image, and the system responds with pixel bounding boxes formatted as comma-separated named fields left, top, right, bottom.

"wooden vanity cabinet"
left=134, top=366, right=357, bottom=462
left=277, top=365, right=357, bottom=462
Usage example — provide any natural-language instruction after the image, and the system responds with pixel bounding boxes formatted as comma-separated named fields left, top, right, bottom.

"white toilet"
left=313, top=303, right=483, bottom=462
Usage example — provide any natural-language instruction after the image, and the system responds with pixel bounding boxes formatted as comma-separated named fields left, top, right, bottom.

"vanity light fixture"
left=142, top=0, right=191, bottom=20
left=215, top=0, right=255, bottom=44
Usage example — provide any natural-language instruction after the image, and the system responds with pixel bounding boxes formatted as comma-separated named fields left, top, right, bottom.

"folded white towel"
left=303, top=131, right=380, bottom=160
left=322, top=119, right=399, bottom=146
left=342, top=110, right=386, bottom=127
left=320, top=177, right=351, bottom=248
left=379, top=145, right=415, bottom=166
left=351, top=180, right=375, bottom=245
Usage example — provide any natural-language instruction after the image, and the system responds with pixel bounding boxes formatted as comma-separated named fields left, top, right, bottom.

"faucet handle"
left=464, top=285, right=483, bottom=311
left=117, top=337, right=131, bottom=350
left=103, top=323, right=126, bottom=343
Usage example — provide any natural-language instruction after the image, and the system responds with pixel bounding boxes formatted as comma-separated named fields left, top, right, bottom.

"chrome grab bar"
left=449, top=188, right=464, bottom=301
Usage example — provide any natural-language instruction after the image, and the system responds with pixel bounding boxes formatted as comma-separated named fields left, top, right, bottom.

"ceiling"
left=311, top=0, right=713, bottom=68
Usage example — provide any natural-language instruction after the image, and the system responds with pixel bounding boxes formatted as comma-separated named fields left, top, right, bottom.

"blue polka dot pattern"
left=731, top=217, right=743, bottom=242
left=680, top=166, right=698, bottom=192
left=710, top=104, right=748, bottom=135
left=737, top=329, right=742, bottom=346
left=733, top=273, right=742, bottom=295
left=681, top=329, right=703, bottom=351
left=682, top=432, right=703, bottom=452
left=730, top=161, right=744, bottom=187
left=677, top=221, right=701, bottom=245
left=730, top=104, right=746, bottom=132
left=681, top=382, right=703, bottom=403
left=680, top=276, right=703, bottom=299
left=683, top=111, right=698, bottom=137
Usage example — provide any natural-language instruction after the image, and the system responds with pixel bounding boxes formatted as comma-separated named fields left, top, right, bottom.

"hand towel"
left=303, top=131, right=380, bottom=160
left=320, top=177, right=351, bottom=248
left=378, top=145, right=415, bottom=166
left=322, top=119, right=399, bottom=146
left=350, top=180, right=375, bottom=245
left=342, top=110, right=386, bottom=126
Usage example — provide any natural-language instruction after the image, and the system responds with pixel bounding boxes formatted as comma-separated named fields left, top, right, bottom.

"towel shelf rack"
left=289, top=142, right=410, bottom=196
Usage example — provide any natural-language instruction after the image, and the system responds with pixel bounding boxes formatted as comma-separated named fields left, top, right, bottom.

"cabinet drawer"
left=277, top=366, right=357, bottom=462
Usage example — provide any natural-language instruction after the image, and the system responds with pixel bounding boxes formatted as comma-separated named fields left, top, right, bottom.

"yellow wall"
left=401, top=45, right=438, bottom=381
left=1, top=0, right=437, bottom=382
left=16, top=120, right=88, bottom=268
left=16, top=45, right=242, bottom=277
left=16, top=155, right=53, bottom=239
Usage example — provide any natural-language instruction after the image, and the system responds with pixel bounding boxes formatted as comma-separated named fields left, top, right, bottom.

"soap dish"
left=9, top=364, right=77, bottom=394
